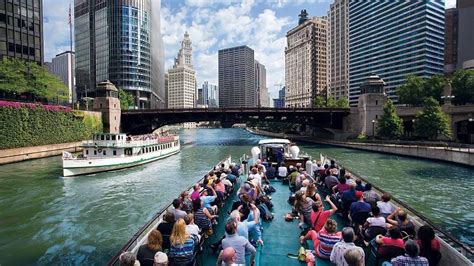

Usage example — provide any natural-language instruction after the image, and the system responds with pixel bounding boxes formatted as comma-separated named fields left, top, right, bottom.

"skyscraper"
left=167, top=32, right=196, bottom=109
left=328, top=0, right=348, bottom=101
left=348, top=1, right=445, bottom=106
left=285, top=10, right=327, bottom=108
left=456, top=0, right=474, bottom=70
left=254, top=60, right=267, bottom=107
left=273, top=86, right=285, bottom=108
left=218, top=45, right=255, bottom=108
left=51, top=51, right=75, bottom=103
left=74, top=0, right=165, bottom=109
left=0, top=0, right=43, bottom=64
left=200, top=81, right=219, bottom=107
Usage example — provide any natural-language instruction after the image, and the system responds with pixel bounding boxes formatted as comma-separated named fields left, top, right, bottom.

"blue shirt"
left=222, top=234, right=256, bottom=264
left=350, top=201, right=371, bottom=214
left=200, top=195, right=216, bottom=209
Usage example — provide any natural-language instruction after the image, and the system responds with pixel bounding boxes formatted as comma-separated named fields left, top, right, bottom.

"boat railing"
left=107, top=155, right=232, bottom=266
left=82, top=139, right=177, bottom=148
left=321, top=154, right=473, bottom=261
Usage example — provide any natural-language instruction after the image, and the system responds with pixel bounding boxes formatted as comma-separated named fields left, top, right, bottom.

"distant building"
left=199, top=81, right=219, bottom=107
left=328, top=0, right=348, bottom=101
left=0, top=0, right=43, bottom=64
left=51, top=51, right=75, bottom=103
left=255, top=60, right=268, bottom=107
left=218, top=45, right=255, bottom=108
left=456, top=0, right=474, bottom=70
left=348, top=1, right=445, bottom=106
left=273, top=86, right=285, bottom=108
left=285, top=10, right=327, bottom=107
left=74, top=0, right=165, bottom=108
left=444, top=8, right=458, bottom=74
left=167, top=32, right=196, bottom=109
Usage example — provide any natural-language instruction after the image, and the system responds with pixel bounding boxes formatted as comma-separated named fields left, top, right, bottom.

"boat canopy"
left=258, top=139, right=291, bottom=145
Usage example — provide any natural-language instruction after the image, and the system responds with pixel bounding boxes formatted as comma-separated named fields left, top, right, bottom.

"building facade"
left=285, top=11, right=327, bottom=108
left=444, top=8, right=458, bottom=74
left=328, top=0, right=348, bottom=101
left=167, top=32, right=196, bottom=109
left=199, top=81, right=218, bottom=107
left=457, top=0, right=474, bottom=70
left=0, top=0, right=43, bottom=64
left=74, top=0, right=165, bottom=109
left=218, top=45, right=255, bottom=108
left=348, top=1, right=445, bottom=106
left=255, top=60, right=268, bottom=107
left=51, top=51, right=75, bottom=103
left=273, top=86, right=285, bottom=108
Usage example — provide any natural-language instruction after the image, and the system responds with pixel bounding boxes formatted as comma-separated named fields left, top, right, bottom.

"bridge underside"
left=121, top=108, right=349, bottom=135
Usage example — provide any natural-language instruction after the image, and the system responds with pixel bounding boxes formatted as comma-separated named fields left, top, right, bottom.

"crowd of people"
left=283, top=159, right=442, bottom=266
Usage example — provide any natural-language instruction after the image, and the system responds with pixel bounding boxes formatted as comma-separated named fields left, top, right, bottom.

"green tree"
left=314, top=96, right=326, bottom=107
left=313, top=96, right=349, bottom=108
left=335, top=97, right=349, bottom=108
left=424, top=74, right=445, bottom=103
left=118, top=88, right=134, bottom=110
left=0, top=58, right=28, bottom=95
left=451, top=69, right=474, bottom=105
left=414, top=97, right=451, bottom=140
left=326, top=97, right=337, bottom=108
left=377, top=99, right=403, bottom=139
left=397, top=75, right=425, bottom=106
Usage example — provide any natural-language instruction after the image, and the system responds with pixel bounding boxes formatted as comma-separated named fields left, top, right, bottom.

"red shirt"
left=310, top=210, right=331, bottom=232
left=381, top=236, right=404, bottom=249
left=417, top=239, right=440, bottom=251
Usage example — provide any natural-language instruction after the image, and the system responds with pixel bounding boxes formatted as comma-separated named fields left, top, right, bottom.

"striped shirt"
left=194, top=208, right=211, bottom=230
left=316, top=229, right=342, bottom=259
left=169, top=236, right=197, bottom=260
left=391, top=255, right=429, bottom=266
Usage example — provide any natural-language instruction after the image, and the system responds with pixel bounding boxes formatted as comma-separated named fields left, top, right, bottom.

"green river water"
left=0, top=128, right=472, bottom=265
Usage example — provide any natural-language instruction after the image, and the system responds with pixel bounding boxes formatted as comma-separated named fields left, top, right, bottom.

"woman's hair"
left=324, top=219, right=338, bottom=234
left=180, top=191, right=189, bottom=199
left=339, top=177, right=347, bottom=184
left=365, top=183, right=372, bottom=190
left=397, top=210, right=408, bottom=221
left=417, top=225, right=435, bottom=252
left=388, top=226, right=402, bottom=239
left=192, top=198, right=202, bottom=212
left=312, top=200, right=323, bottom=212
left=306, top=183, right=316, bottom=196
left=294, top=191, right=305, bottom=210
left=372, top=206, right=380, bottom=217
left=147, top=229, right=163, bottom=251
left=163, top=211, right=175, bottom=223
left=381, top=192, right=391, bottom=202
left=170, top=218, right=189, bottom=246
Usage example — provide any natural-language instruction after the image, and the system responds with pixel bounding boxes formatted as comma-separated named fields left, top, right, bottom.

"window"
left=113, top=150, right=117, bottom=156
left=103, top=150, right=106, bottom=155
left=86, top=150, right=89, bottom=155
left=94, top=150, right=97, bottom=155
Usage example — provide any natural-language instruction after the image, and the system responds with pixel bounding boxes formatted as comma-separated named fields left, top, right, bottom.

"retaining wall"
left=0, top=142, right=82, bottom=165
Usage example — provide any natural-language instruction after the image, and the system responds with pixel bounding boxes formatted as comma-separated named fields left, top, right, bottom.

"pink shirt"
left=191, top=190, right=200, bottom=201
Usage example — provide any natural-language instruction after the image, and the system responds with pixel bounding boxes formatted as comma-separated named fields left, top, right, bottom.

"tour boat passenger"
left=137, top=229, right=163, bottom=266
left=192, top=198, right=216, bottom=236
left=184, top=213, right=201, bottom=240
left=363, top=183, right=380, bottom=207
left=170, top=198, right=187, bottom=221
left=190, top=184, right=201, bottom=201
left=375, top=226, right=405, bottom=249
left=153, top=252, right=168, bottom=266
left=179, top=191, right=193, bottom=214
left=332, top=176, right=351, bottom=196
left=169, top=219, right=199, bottom=266
left=119, top=251, right=139, bottom=266
left=349, top=191, right=372, bottom=223
left=355, top=179, right=365, bottom=192
left=330, top=227, right=365, bottom=266
left=311, top=195, right=338, bottom=232
left=362, top=206, right=387, bottom=240
left=386, top=208, right=416, bottom=239
left=157, top=211, right=175, bottom=251
left=390, top=240, right=429, bottom=266
left=377, top=193, right=396, bottom=218
left=277, top=162, right=288, bottom=179
left=305, top=182, right=322, bottom=202
left=221, top=219, right=256, bottom=265
left=294, top=190, right=314, bottom=228
left=300, top=219, right=342, bottom=260
left=200, top=187, right=218, bottom=213
left=417, top=225, right=442, bottom=265
left=324, top=168, right=339, bottom=191
left=343, top=248, right=364, bottom=266
left=216, top=247, right=243, bottom=266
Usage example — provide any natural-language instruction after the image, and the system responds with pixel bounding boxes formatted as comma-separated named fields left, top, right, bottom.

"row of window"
left=141, top=141, right=178, bottom=154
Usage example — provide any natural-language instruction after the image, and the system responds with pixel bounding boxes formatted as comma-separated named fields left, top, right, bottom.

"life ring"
left=98, top=148, right=103, bottom=153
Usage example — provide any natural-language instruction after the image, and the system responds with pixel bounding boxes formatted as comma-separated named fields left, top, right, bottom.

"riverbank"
left=248, top=128, right=474, bottom=167
left=0, top=142, right=82, bottom=165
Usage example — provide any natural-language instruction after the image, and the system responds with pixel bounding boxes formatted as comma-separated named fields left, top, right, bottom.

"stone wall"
left=0, top=142, right=82, bottom=165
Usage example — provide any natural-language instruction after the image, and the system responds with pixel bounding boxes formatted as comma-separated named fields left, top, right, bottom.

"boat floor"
left=198, top=180, right=355, bottom=266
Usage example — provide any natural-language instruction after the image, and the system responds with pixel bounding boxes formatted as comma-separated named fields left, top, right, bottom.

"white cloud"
left=445, top=0, right=456, bottom=8
left=43, top=0, right=73, bottom=61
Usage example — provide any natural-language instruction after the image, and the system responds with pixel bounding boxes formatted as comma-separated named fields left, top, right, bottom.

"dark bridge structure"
left=121, top=107, right=351, bottom=134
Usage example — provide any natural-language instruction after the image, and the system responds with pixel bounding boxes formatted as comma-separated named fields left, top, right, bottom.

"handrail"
left=321, top=154, right=473, bottom=256
left=107, top=156, right=232, bottom=265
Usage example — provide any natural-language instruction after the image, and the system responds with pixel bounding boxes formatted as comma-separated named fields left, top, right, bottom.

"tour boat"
left=250, top=138, right=310, bottom=166
left=62, top=133, right=180, bottom=177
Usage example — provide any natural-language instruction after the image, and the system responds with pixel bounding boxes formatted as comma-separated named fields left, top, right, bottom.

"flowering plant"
left=0, top=100, right=71, bottom=112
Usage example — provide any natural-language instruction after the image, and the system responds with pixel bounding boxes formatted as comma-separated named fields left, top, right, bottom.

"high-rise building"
left=328, top=0, right=349, bottom=101
left=255, top=60, right=267, bottom=107
left=167, top=32, right=196, bottom=109
left=456, top=0, right=474, bottom=70
left=74, top=0, right=165, bottom=109
left=51, top=51, right=75, bottom=103
left=0, top=0, right=43, bottom=64
left=444, top=8, right=458, bottom=74
left=273, top=86, right=285, bottom=108
left=218, top=45, right=255, bottom=108
left=348, top=1, right=445, bottom=106
left=200, top=81, right=219, bottom=107
left=285, top=10, right=327, bottom=108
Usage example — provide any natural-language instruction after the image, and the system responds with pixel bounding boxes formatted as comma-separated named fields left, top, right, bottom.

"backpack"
left=259, top=195, right=273, bottom=210
left=257, top=203, right=274, bottom=221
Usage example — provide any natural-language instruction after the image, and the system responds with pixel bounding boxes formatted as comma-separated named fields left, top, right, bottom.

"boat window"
left=101, top=135, right=105, bottom=140
left=86, top=150, right=89, bottom=155
left=106, top=135, right=110, bottom=141
left=113, top=150, right=117, bottom=156
left=94, top=150, right=97, bottom=155
left=103, top=150, right=106, bottom=155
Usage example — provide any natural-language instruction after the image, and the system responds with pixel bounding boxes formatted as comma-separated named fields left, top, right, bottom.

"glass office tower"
left=348, top=1, right=445, bottom=106
left=74, top=0, right=165, bottom=109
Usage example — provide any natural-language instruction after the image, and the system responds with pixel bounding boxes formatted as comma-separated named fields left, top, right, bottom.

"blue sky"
left=44, top=0, right=456, bottom=100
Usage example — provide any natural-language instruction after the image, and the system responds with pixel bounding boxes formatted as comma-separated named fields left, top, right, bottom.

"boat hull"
left=63, top=147, right=180, bottom=177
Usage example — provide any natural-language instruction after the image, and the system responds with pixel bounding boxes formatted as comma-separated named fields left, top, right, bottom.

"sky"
left=44, top=0, right=457, bottom=100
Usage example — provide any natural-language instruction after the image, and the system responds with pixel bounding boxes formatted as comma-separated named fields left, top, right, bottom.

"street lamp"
left=372, top=119, right=376, bottom=138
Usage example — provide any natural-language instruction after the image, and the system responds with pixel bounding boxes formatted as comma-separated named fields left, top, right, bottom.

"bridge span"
left=121, top=107, right=350, bottom=134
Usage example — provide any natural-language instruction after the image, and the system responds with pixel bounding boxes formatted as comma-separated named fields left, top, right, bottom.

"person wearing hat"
left=349, top=191, right=371, bottom=221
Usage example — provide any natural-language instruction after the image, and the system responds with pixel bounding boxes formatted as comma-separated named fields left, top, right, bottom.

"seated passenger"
left=391, top=240, right=429, bottom=266
left=157, top=211, right=175, bottom=251
left=184, top=213, right=201, bottom=240
left=305, top=182, right=321, bottom=202
left=190, top=184, right=201, bottom=201
left=375, top=226, right=405, bottom=249
left=216, top=247, right=239, bottom=266
left=341, top=183, right=357, bottom=210
left=324, top=168, right=339, bottom=191
left=214, top=178, right=226, bottom=199
left=221, top=219, right=256, bottom=265
left=266, top=163, right=276, bottom=179
left=417, top=225, right=441, bottom=266
left=179, top=191, right=193, bottom=214
left=277, top=162, right=288, bottom=179
left=200, top=187, right=218, bottom=213
left=355, top=179, right=365, bottom=192
left=387, top=208, right=415, bottom=239
left=169, top=219, right=198, bottom=266
left=344, top=248, right=364, bottom=266
left=377, top=192, right=396, bottom=218
left=192, top=198, right=216, bottom=236
left=230, top=204, right=262, bottom=244
left=344, top=173, right=356, bottom=186
left=330, top=227, right=365, bottom=266
left=119, top=251, right=139, bottom=266
left=294, top=190, right=314, bottom=228
left=362, top=206, right=386, bottom=240
left=349, top=191, right=371, bottom=224
left=153, top=252, right=168, bottom=266
left=332, top=177, right=351, bottom=196
left=137, top=229, right=163, bottom=266
left=300, top=219, right=342, bottom=259
left=311, top=196, right=337, bottom=232
left=363, top=183, right=380, bottom=207
left=170, top=198, right=187, bottom=221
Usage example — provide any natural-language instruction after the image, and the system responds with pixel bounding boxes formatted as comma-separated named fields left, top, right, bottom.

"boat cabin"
left=254, top=139, right=310, bottom=167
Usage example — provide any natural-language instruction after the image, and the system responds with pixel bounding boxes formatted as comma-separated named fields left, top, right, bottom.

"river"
left=0, top=128, right=472, bottom=265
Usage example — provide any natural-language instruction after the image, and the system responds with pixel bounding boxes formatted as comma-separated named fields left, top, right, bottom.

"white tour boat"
left=251, top=138, right=310, bottom=166
left=62, top=133, right=180, bottom=177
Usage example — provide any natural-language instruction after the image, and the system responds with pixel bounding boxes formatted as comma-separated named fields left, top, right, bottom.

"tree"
left=314, top=96, right=326, bottom=108
left=451, top=69, right=474, bottom=105
left=396, top=75, right=446, bottom=106
left=424, top=74, right=445, bottom=103
left=313, top=96, right=349, bottom=108
left=335, top=97, right=349, bottom=108
left=414, top=97, right=451, bottom=140
left=377, top=99, right=403, bottom=139
left=118, top=88, right=134, bottom=110
left=0, top=58, right=28, bottom=95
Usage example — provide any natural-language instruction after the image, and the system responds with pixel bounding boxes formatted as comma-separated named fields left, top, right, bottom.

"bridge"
left=121, top=107, right=351, bottom=134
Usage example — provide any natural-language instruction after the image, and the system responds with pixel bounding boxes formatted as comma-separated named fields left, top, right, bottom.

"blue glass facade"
left=348, top=0, right=445, bottom=106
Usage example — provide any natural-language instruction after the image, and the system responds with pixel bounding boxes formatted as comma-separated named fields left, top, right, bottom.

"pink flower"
left=0, top=100, right=71, bottom=112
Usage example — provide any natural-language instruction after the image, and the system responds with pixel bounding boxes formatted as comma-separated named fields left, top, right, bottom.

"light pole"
left=372, top=119, right=375, bottom=138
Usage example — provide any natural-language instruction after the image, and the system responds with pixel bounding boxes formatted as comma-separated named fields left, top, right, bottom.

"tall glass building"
left=348, top=1, right=445, bottom=106
left=74, top=0, right=165, bottom=109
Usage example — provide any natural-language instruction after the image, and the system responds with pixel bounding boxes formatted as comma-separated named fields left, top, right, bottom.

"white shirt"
left=377, top=201, right=395, bottom=215
left=305, top=161, right=314, bottom=177
left=186, top=224, right=201, bottom=240
left=367, top=216, right=386, bottom=228
left=252, top=173, right=262, bottom=187
left=330, top=241, right=365, bottom=266
left=278, top=166, right=287, bottom=177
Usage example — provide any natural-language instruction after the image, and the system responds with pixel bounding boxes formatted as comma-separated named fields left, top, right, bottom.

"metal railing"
left=107, top=156, right=232, bottom=265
